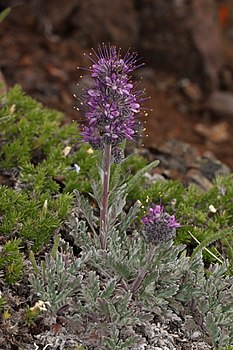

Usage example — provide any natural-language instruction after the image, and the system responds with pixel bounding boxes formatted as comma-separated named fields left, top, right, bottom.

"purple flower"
left=80, top=44, right=145, bottom=159
left=142, top=204, right=180, bottom=245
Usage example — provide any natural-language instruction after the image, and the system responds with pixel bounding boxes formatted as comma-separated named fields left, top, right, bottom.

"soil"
left=0, top=1, right=233, bottom=171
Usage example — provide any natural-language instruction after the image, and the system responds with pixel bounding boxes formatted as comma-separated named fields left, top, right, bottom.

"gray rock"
left=190, top=331, right=202, bottom=341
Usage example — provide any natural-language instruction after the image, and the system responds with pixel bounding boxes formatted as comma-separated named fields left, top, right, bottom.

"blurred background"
left=0, top=0, right=233, bottom=172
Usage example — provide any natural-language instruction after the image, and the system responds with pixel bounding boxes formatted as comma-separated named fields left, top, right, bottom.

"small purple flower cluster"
left=142, top=205, right=180, bottom=245
left=81, top=44, right=145, bottom=159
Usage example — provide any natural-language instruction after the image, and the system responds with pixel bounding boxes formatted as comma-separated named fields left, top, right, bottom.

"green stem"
left=99, top=144, right=112, bottom=249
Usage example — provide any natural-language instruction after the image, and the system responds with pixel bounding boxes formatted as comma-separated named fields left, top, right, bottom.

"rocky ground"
left=0, top=0, right=233, bottom=172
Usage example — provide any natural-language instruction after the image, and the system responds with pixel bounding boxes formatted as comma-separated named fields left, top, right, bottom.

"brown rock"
left=194, top=121, right=230, bottom=142
left=180, top=79, right=203, bottom=102
left=139, top=0, right=223, bottom=89
left=41, top=0, right=78, bottom=29
left=205, top=91, right=233, bottom=118
left=44, top=0, right=139, bottom=50
left=188, top=0, right=223, bottom=89
left=146, top=140, right=230, bottom=189
left=40, top=0, right=139, bottom=49
left=72, top=0, right=139, bottom=49
left=199, top=157, right=230, bottom=181
left=186, top=169, right=213, bottom=191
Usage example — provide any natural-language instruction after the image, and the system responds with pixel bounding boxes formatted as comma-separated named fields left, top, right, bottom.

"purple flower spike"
left=80, top=44, right=145, bottom=161
left=142, top=204, right=180, bottom=245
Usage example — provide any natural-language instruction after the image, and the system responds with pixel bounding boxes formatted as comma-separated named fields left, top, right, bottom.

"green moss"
left=0, top=86, right=79, bottom=250
left=0, top=238, right=24, bottom=284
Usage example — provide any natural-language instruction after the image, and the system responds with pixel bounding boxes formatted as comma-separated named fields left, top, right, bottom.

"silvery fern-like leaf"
left=90, top=179, right=102, bottom=207
left=108, top=182, right=127, bottom=207
left=120, top=336, right=141, bottom=349
left=104, top=336, right=139, bottom=350
left=116, top=292, right=132, bottom=318
left=29, top=239, right=88, bottom=317
left=108, top=302, right=119, bottom=322
left=74, top=190, right=97, bottom=234
left=119, top=200, right=141, bottom=234
left=101, top=279, right=117, bottom=299
left=107, top=195, right=126, bottom=228
left=206, top=311, right=219, bottom=348
left=189, top=251, right=205, bottom=283
left=155, top=285, right=180, bottom=299
left=109, top=163, right=122, bottom=192
left=69, top=215, right=101, bottom=249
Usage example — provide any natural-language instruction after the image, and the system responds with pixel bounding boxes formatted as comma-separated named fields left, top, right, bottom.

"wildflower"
left=77, top=45, right=146, bottom=250
left=69, top=163, right=81, bottom=173
left=81, top=44, right=145, bottom=162
left=87, top=147, right=94, bottom=154
left=30, top=300, right=51, bottom=312
left=208, top=204, right=217, bottom=213
left=142, top=204, right=180, bottom=245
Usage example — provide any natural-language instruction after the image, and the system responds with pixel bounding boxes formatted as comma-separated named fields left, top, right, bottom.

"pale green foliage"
left=73, top=272, right=141, bottom=349
left=29, top=239, right=91, bottom=317
left=173, top=252, right=233, bottom=349
left=195, top=263, right=233, bottom=349
left=66, top=214, right=233, bottom=349
left=27, top=144, right=233, bottom=349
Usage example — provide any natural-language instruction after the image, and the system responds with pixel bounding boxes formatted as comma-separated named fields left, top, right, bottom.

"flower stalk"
left=79, top=44, right=146, bottom=249
left=130, top=245, right=156, bottom=294
left=130, top=204, right=180, bottom=294
left=99, top=144, right=112, bottom=249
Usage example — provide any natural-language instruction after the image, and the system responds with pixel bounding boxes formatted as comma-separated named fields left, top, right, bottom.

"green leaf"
left=206, top=311, right=219, bottom=347
left=51, top=234, right=61, bottom=258
left=109, top=163, right=122, bottom=191
left=121, top=336, right=140, bottom=348
left=117, top=292, right=132, bottom=317
left=74, top=190, right=97, bottom=235
left=0, top=8, right=11, bottom=23
left=101, top=279, right=117, bottom=299
left=156, top=285, right=179, bottom=299
left=125, top=159, right=159, bottom=194
left=29, top=251, right=39, bottom=274
left=119, top=200, right=141, bottom=234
